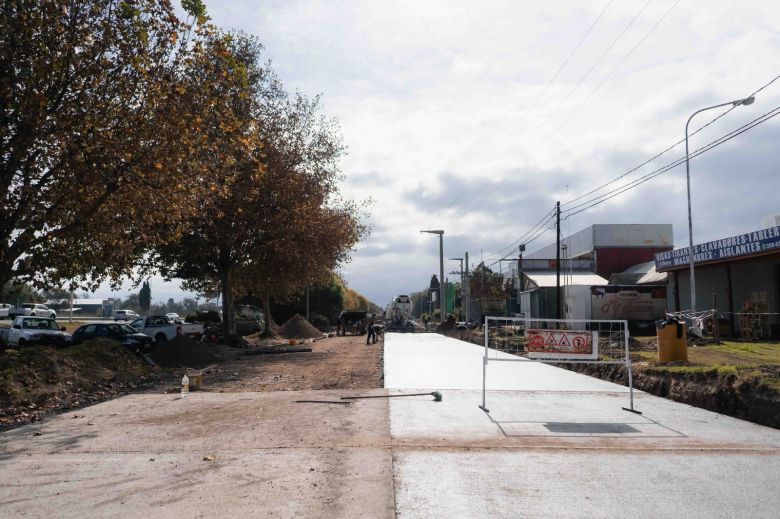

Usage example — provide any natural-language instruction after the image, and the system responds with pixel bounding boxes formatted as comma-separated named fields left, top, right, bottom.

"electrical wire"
left=551, top=0, right=681, bottom=134
left=562, top=105, right=780, bottom=218
left=562, top=73, right=780, bottom=208
left=491, top=206, right=556, bottom=257
left=441, top=1, right=615, bottom=214
left=532, top=0, right=654, bottom=135
left=452, top=0, right=665, bottom=220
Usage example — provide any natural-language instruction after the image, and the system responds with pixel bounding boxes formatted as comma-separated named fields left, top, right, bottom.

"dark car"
left=72, top=322, right=155, bottom=353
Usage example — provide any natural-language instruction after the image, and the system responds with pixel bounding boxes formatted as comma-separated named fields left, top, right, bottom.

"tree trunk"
left=220, top=265, right=237, bottom=344
left=261, top=295, right=274, bottom=338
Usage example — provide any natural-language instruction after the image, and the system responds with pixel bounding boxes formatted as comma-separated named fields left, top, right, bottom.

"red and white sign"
left=526, top=329, right=598, bottom=360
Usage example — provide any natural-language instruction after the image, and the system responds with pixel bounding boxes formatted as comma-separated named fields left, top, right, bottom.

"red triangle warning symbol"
left=546, top=333, right=557, bottom=346
left=558, top=334, right=570, bottom=347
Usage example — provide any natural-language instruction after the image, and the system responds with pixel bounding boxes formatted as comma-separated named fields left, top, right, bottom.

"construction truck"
left=385, top=295, right=414, bottom=332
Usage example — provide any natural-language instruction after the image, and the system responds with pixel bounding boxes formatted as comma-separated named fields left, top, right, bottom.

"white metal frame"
left=479, top=316, right=639, bottom=414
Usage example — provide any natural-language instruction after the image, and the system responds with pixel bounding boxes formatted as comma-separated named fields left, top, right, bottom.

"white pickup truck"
left=1, top=316, right=73, bottom=348
left=130, top=316, right=181, bottom=345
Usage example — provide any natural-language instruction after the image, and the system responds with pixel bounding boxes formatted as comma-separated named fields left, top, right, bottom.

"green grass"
left=633, top=340, right=779, bottom=390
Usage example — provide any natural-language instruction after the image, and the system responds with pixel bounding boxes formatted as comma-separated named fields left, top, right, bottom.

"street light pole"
left=421, top=230, right=445, bottom=323
left=684, top=95, right=754, bottom=333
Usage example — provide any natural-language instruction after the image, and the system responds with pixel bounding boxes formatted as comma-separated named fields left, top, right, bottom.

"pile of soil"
left=150, top=335, right=220, bottom=368
left=268, top=318, right=282, bottom=335
left=0, top=339, right=160, bottom=429
left=279, top=314, right=324, bottom=339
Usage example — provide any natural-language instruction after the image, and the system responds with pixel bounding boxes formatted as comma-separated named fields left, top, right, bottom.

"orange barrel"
left=656, top=318, right=688, bottom=363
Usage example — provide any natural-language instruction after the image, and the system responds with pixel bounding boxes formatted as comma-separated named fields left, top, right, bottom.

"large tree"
left=159, top=33, right=366, bottom=341
left=0, top=0, right=210, bottom=291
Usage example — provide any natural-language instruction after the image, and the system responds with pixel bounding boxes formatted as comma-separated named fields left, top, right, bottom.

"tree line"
left=0, top=1, right=367, bottom=341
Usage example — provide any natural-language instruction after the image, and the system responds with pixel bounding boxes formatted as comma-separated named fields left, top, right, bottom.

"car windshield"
left=111, top=324, right=137, bottom=335
left=22, top=318, right=58, bottom=330
left=22, top=304, right=34, bottom=308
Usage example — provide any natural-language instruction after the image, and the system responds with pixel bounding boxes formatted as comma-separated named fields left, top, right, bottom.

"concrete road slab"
left=384, top=332, right=627, bottom=392
left=0, top=390, right=395, bottom=518
left=393, top=449, right=780, bottom=519
left=385, top=334, right=780, bottom=518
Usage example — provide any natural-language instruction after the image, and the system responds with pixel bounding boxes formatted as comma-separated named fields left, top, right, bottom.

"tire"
left=18, top=338, right=27, bottom=348
left=154, top=333, right=167, bottom=346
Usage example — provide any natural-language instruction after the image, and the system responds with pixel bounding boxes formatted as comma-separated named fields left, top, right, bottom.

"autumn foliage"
left=1, top=1, right=367, bottom=339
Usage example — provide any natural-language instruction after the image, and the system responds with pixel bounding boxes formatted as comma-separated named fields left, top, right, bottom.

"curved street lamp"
left=684, top=95, right=755, bottom=333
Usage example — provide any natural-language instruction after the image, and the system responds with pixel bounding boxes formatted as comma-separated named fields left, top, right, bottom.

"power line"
left=441, top=1, right=615, bottom=214
left=562, top=73, right=780, bottom=207
left=482, top=96, right=780, bottom=265
left=451, top=0, right=663, bottom=219
left=532, top=0, right=654, bottom=136
left=551, top=0, right=681, bottom=134
left=491, top=207, right=556, bottom=257
left=563, top=105, right=780, bottom=218
left=488, top=217, right=556, bottom=267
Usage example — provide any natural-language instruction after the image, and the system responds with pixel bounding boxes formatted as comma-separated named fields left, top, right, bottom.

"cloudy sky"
left=100, top=0, right=780, bottom=305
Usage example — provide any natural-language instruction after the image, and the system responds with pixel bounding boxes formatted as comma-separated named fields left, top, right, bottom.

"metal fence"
left=479, top=316, right=640, bottom=414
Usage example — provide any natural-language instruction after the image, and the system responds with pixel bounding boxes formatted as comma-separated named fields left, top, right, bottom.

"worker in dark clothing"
left=366, top=316, right=377, bottom=345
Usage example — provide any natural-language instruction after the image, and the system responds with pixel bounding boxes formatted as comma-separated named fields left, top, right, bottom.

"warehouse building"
left=516, top=224, right=673, bottom=330
left=655, top=224, right=780, bottom=338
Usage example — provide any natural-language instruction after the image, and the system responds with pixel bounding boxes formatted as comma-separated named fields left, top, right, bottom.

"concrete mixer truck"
left=385, top=295, right=414, bottom=332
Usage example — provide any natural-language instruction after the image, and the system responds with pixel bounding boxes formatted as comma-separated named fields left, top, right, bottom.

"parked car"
left=114, top=309, right=140, bottom=321
left=72, top=322, right=154, bottom=353
left=3, top=316, right=72, bottom=348
left=130, top=315, right=180, bottom=345
left=9, top=303, right=56, bottom=319
left=165, top=312, right=182, bottom=323
left=0, top=303, right=12, bottom=318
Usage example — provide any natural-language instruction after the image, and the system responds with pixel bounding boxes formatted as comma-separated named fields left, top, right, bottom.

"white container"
left=181, top=374, right=189, bottom=398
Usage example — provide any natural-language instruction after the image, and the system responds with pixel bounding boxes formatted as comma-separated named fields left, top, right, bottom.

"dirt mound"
left=268, top=318, right=282, bottom=334
left=280, top=314, right=324, bottom=339
left=150, top=335, right=220, bottom=368
left=0, top=339, right=157, bottom=429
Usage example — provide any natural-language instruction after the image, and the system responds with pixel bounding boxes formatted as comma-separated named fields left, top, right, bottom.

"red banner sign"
left=527, top=329, right=598, bottom=360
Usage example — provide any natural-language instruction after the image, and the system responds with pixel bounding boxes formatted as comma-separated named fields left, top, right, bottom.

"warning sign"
left=526, top=329, right=598, bottom=360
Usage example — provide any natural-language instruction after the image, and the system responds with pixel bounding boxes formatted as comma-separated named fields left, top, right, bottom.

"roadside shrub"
left=311, top=314, right=330, bottom=329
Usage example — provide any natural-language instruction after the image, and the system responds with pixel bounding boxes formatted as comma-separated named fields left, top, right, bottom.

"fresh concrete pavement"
left=0, top=332, right=778, bottom=518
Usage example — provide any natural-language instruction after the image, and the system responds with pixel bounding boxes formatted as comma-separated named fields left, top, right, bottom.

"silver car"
left=114, top=309, right=140, bottom=321
left=9, top=303, right=56, bottom=319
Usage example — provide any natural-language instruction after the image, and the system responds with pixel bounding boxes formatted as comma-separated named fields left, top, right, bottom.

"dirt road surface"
left=203, top=334, right=384, bottom=392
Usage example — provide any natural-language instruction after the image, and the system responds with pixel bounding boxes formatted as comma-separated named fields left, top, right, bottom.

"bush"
left=311, top=314, right=330, bottom=328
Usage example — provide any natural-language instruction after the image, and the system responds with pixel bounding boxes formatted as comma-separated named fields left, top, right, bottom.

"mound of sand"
left=279, top=314, right=324, bottom=339
left=151, top=335, right=219, bottom=368
left=268, top=318, right=282, bottom=334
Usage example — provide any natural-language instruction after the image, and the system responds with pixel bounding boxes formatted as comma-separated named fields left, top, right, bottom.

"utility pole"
left=449, top=257, right=464, bottom=320
left=518, top=244, right=525, bottom=315
left=421, top=230, right=446, bottom=323
left=464, top=251, right=470, bottom=323
left=556, top=201, right=561, bottom=320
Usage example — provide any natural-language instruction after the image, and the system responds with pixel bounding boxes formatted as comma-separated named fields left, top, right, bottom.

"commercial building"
left=655, top=224, right=780, bottom=338
left=516, top=224, right=672, bottom=332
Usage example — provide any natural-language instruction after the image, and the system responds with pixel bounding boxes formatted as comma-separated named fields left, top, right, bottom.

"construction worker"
left=366, top=315, right=377, bottom=345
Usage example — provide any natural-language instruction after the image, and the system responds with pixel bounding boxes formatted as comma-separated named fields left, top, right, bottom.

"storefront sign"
left=655, top=225, right=780, bottom=271
left=527, top=329, right=598, bottom=360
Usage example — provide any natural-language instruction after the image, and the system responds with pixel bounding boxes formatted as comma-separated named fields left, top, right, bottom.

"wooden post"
left=712, top=292, right=720, bottom=345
